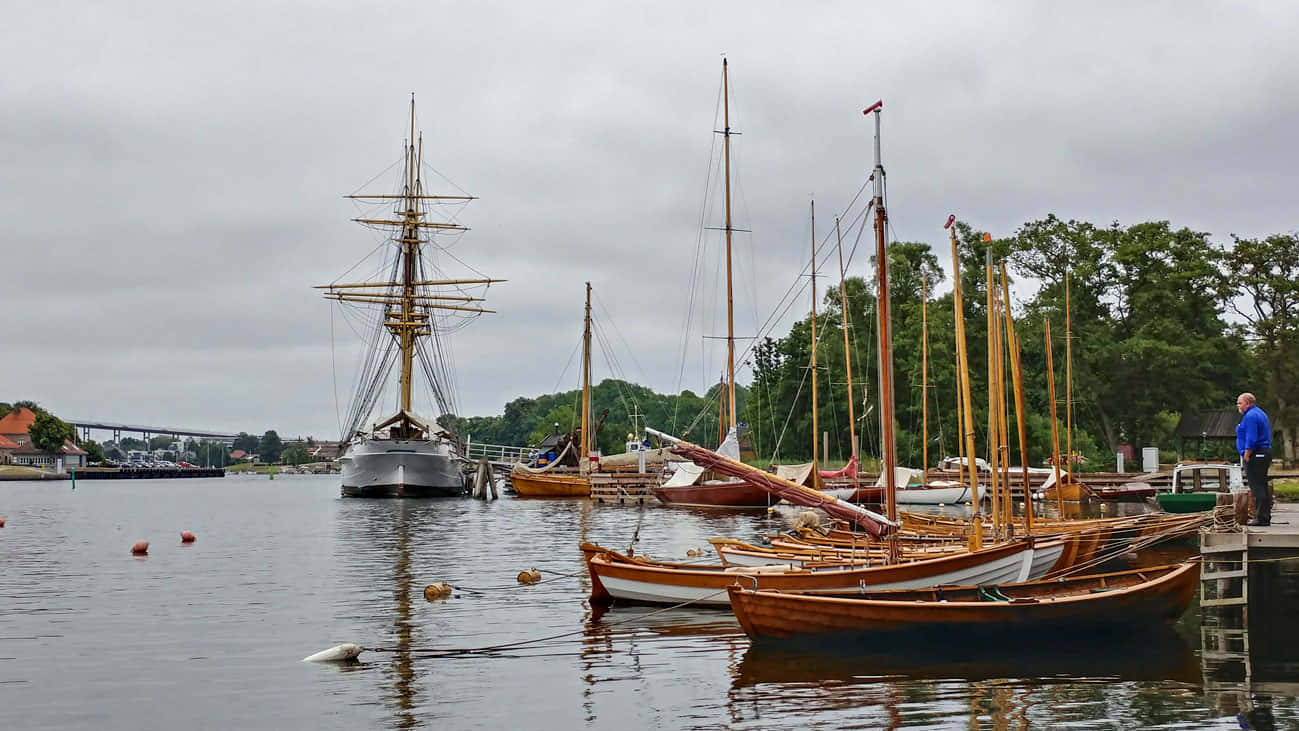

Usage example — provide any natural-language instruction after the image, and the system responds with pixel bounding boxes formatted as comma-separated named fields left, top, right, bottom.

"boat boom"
left=646, top=427, right=899, bottom=538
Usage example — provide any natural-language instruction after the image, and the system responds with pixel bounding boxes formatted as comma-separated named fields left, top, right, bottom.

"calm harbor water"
left=2, top=474, right=1296, bottom=729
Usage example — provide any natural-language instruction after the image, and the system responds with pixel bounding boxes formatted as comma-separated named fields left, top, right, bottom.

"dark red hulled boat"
left=650, top=479, right=775, bottom=508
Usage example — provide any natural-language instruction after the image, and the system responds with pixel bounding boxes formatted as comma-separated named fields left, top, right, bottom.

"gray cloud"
left=3, top=1, right=1296, bottom=440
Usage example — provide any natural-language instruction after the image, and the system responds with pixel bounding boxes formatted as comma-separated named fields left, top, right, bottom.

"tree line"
left=744, top=217, right=1293, bottom=469
left=439, top=217, right=1295, bottom=471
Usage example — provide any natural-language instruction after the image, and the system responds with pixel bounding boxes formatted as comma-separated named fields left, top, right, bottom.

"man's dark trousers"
left=1248, top=451, right=1273, bottom=524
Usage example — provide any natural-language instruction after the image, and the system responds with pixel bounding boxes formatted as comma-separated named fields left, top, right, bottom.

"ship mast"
left=946, top=216, right=982, bottom=550
left=809, top=200, right=819, bottom=474
left=864, top=101, right=897, bottom=528
left=834, top=218, right=858, bottom=490
left=721, top=58, right=737, bottom=433
left=581, top=282, right=592, bottom=475
left=318, top=96, right=503, bottom=438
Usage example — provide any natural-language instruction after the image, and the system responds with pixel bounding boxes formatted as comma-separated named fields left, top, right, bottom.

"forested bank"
left=450, top=217, right=1296, bottom=470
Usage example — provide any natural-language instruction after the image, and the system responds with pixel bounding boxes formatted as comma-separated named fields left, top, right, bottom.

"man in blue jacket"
left=1236, top=392, right=1273, bottom=526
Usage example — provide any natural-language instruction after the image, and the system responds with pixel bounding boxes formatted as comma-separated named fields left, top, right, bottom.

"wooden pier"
left=1198, top=502, right=1299, bottom=715
left=589, top=473, right=659, bottom=505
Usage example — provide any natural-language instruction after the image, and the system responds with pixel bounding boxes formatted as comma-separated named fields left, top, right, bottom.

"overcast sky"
left=3, top=1, right=1296, bottom=442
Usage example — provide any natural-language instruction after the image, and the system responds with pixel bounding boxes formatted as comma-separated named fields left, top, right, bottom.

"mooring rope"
left=363, top=588, right=733, bottom=658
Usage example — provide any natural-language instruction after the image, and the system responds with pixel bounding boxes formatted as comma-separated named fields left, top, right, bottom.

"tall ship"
left=319, top=98, right=501, bottom=497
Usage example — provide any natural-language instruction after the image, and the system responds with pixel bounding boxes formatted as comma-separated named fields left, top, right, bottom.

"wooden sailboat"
left=582, top=535, right=1077, bottom=607
left=321, top=97, right=502, bottom=498
left=1036, top=275, right=1095, bottom=503
left=511, top=283, right=597, bottom=497
left=652, top=58, right=770, bottom=509
left=894, top=269, right=969, bottom=505
left=727, top=560, right=1200, bottom=640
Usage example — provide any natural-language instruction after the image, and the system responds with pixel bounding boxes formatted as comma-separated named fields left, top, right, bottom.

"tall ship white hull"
left=339, top=437, right=465, bottom=498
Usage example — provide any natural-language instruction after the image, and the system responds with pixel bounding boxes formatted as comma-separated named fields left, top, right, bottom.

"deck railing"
left=463, top=438, right=532, bottom=465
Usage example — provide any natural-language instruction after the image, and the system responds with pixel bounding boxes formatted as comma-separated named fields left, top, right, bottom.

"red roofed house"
left=0, top=433, right=17, bottom=464
left=0, top=407, right=88, bottom=469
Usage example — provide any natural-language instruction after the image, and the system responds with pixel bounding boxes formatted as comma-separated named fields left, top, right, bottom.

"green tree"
left=281, top=442, right=310, bottom=465
left=0, top=403, right=11, bottom=419
left=258, top=430, right=284, bottom=463
left=1222, top=233, right=1299, bottom=465
left=232, top=432, right=259, bottom=453
left=29, top=411, right=75, bottom=454
left=82, top=439, right=105, bottom=463
left=148, top=435, right=174, bottom=451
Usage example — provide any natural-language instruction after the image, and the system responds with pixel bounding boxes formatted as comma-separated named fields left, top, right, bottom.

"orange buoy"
left=423, top=583, right=453, bottom=601
left=131, top=540, right=149, bottom=555
left=180, top=531, right=196, bottom=543
left=0, top=516, right=6, bottom=528
left=517, top=568, right=542, bottom=585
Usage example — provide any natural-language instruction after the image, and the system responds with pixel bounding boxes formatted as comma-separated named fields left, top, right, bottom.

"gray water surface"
left=2, top=475, right=1294, bottom=729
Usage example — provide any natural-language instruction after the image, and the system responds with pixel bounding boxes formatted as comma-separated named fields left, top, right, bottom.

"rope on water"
left=305, top=588, right=734, bottom=661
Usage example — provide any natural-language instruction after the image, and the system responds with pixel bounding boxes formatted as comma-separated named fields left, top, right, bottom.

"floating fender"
left=302, top=643, right=364, bottom=663
left=423, top=583, right=453, bottom=601
left=180, top=531, right=196, bottom=543
left=516, top=568, right=542, bottom=584
left=131, top=540, right=149, bottom=555
left=686, top=548, right=703, bottom=557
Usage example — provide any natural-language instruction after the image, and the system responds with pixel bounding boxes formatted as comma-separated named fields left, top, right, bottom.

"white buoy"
left=302, top=643, right=364, bottom=662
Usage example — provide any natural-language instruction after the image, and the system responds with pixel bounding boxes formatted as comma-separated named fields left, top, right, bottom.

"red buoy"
left=180, top=531, right=196, bottom=543
left=0, top=517, right=6, bottom=528
left=131, top=540, right=149, bottom=555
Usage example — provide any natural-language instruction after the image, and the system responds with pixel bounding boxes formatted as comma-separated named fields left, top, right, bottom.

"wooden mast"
left=946, top=217, right=981, bottom=550
left=1065, top=273, right=1074, bottom=487
left=920, top=270, right=929, bottom=487
left=397, top=97, right=418, bottom=418
left=810, top=200, right=819, bottom=474
left=993, top=265, right=1013, bottom=530
left=864, top=101, right=897, bottom=530
left=721, top=58, right=737, bottom=433
left=834, top=218, right=859, bottom=490
left=985, top=247, right=1003, bottom=540
left=1001, top=261, right=1034, bottom=533
left=581, top=282, right=592, bottom=475
left=1045, top=320, right=1065, bottom=513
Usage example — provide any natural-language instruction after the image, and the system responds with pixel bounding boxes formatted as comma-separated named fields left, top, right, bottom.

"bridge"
left=66, top=419, right=244, bottom=445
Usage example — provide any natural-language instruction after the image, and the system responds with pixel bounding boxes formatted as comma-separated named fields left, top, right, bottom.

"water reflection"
left=1201, top=554, right=1299, bottom=729
left=732, top=626, right=1200, bottom=688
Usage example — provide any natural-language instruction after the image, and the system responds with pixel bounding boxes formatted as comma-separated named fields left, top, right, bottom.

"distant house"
left=1173, top=408, right=1279, bottom=458
left=0, top=434, right=16, bottom=464
left=0, top=408, right=88, bottom=470
left=229, top=449, right=253, bottom=462
left=0, top=407, right=36, bottom=445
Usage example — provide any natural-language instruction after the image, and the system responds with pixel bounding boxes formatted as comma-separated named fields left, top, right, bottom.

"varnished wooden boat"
left=709, top=535, right=969, bottom=568
left=727, top=560, right=1200, bottom=640
left=580, top=536, right=1078, bottom=607
left=510, top=467, right=590, bottom=497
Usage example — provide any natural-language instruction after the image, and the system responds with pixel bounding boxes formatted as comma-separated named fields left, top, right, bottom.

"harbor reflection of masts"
left=389, top=505, right=418, bottom=729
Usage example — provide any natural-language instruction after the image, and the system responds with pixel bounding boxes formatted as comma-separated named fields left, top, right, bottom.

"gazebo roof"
left=1174, top=409, right=1240, bottom=440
